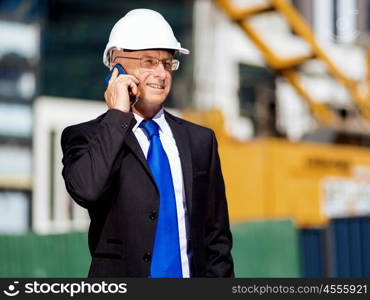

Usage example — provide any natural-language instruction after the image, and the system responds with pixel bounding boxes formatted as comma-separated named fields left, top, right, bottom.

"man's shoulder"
left=62, top=112, right=107, bottom=140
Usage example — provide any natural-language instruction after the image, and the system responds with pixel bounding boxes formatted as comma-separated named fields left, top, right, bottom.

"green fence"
left=0, top=232, right=90, bottom=277
left=0, top=219, right=300, bottom=277
left=232, top=219, right=301, bottom=277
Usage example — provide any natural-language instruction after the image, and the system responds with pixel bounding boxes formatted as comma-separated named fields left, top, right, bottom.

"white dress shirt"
left=132, top=108, right=191, bottom=277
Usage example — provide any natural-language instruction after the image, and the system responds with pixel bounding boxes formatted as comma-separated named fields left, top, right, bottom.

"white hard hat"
left=103, top=8, right=190, bottom=68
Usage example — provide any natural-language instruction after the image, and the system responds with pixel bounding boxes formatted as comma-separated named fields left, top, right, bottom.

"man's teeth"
left=148, top=84, right=164, bottom=89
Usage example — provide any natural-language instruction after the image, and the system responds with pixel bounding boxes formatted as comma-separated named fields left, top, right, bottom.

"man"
left=61, top=8, right=234, bottom=278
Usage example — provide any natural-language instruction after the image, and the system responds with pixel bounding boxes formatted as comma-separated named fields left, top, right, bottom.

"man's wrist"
left=105, top=108, right=134, bottom=124
left=109, top=106, right=130, bottom=113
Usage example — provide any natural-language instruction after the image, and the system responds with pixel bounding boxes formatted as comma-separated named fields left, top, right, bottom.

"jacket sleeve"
left=61, top=109, right=136, bottom=208
left=205, top=131, right=235, bottom=277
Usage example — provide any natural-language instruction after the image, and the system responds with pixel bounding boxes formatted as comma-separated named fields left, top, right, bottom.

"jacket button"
left=149, top=210, right=158, bottom=221
left=121, top=122, right=128, bottom=128
left=143, top=251, right=152, bottom=263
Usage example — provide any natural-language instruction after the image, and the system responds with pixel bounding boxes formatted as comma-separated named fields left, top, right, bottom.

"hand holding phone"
left=104, top=64, right=140, bottom=112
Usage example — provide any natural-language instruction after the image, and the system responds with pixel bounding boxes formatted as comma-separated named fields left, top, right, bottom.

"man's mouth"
left=147, top=83, right=165, bottom=90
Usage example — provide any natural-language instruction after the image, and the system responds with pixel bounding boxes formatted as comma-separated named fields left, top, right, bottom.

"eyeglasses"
left=113, top=56, right=180, bottom=71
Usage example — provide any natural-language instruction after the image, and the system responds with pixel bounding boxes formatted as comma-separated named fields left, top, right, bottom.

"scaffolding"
left=215, top=0, right=370, bottom=132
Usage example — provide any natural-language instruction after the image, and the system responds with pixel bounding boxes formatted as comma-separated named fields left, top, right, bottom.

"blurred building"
left=0, top=0, right=42, bottom=233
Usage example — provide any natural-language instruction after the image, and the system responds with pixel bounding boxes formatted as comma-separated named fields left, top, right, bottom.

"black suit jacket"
left=61, top=109, right=234, bottom=277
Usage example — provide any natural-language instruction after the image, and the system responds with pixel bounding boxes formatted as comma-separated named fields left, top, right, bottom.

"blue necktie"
left=140, top=120, right=183, bottom=278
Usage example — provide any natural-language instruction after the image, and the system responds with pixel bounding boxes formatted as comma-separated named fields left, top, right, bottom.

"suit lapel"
left=165, top=111, right=193, bottom=217
left=124, top=131, right=157, bottom=188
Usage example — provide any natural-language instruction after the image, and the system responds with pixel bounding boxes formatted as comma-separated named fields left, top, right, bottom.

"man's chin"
left=139, top=95, right=167, bottom=106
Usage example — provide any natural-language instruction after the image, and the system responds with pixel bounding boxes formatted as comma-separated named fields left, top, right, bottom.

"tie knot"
left=140, top=120, right=160, bottom=138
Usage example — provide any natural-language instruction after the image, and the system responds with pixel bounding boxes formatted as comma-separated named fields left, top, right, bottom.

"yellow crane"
left=215, top=0, right=370, bottom=128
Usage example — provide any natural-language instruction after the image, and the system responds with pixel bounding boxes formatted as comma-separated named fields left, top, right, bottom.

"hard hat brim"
left=103, top=45, right=190, bottom=68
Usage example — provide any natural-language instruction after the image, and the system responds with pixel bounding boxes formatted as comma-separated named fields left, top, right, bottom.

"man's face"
left=111, top=49, right=173, bottom=106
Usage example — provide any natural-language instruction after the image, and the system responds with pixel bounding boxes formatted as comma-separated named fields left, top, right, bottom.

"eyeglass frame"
left=112, top=55, right=180, bottom=71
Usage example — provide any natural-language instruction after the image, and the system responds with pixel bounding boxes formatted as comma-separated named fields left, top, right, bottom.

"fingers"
left=108, top=73, right=139, bottom=87
left=110, top=67, right=119, bottom=81
left=111, top=75, right=139, bottom=95
left=104, top=72, right=140, bottom=113
left=116, top=74, right=139, bottom=85
left=127, top=80, right=138, bottom=96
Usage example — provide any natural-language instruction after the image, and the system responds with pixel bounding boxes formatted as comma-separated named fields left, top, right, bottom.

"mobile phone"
left=104, top=63, right=127, bottom=85
left=105, top=64, right=139, bottom=103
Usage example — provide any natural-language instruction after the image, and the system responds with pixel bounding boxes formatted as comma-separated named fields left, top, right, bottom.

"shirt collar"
left=132, top=112, right=145, bottom=133
left=132, top=107, right=172, bottom=137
